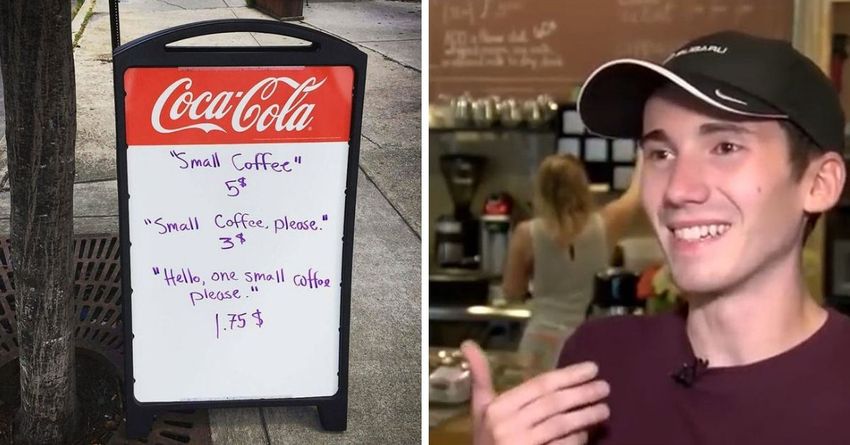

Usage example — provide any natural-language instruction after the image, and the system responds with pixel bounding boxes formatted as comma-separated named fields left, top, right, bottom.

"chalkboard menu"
left=430, top=0, right=794, bottom=102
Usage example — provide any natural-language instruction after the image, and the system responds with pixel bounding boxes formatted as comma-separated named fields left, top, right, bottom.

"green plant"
left=73, top=4, right=94, bottom=48
left=71, top=0, right=84, bottom=18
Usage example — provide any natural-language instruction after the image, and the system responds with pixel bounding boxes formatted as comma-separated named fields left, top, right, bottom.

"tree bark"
left=0, top=2, right=78, bottom=444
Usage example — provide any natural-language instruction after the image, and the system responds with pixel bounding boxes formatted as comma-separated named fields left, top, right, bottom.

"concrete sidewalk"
left=0, top=0, right=421, bottom=443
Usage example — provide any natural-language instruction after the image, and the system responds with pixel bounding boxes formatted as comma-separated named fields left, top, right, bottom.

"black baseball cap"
left=577, top=31, right=845, bottom=151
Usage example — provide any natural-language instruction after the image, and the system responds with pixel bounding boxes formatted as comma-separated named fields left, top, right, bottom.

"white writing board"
left=123, top=66, right=354, bottom=402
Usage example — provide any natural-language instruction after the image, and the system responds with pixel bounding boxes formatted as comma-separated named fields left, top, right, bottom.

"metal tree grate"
left=0, top=234, right=211, bottom=444
left=108, top=409, right=212, bottom=445
left=0, top=235, right=124, bottom=371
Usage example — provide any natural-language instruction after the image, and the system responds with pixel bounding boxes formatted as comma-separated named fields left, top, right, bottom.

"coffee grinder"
left=436, top=155, right=486, bottom=268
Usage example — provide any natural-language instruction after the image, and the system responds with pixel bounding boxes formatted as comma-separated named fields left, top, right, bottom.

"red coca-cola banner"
left=124, top=66, right=354, bottom=145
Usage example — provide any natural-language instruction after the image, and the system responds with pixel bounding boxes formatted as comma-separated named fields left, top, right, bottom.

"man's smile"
left=667, top=221, right=732, bottom=243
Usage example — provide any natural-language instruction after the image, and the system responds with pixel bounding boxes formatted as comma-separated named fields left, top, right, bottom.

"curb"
left=72, top=0, right=98, bottom=44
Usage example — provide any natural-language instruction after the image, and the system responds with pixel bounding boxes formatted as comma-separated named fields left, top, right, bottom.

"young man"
left=462, top=31, right=850, bottom=444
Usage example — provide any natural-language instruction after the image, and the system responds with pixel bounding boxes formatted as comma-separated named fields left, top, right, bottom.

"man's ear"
left=802, top=151, right=846, bottom=213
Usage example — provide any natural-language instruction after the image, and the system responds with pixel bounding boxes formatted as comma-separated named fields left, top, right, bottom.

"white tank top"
left=528, top=213, right=609, bottom=329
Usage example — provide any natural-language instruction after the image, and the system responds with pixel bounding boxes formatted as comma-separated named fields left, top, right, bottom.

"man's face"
left=640, top=86, right=807, bottom=296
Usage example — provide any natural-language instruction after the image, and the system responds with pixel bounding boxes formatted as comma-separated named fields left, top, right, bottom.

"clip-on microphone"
left=671, top=357, right=709, bottom=388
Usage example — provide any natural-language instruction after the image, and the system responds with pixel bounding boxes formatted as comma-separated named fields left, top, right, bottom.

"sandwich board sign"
left=111, top=20, right=366, bottom=437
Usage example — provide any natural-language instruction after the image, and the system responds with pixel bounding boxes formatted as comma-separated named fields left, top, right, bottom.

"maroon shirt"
left=557, top=308, right=850, bottom=445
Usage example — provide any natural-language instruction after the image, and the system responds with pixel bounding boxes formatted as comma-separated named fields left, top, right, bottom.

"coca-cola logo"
left=150, top=76, right=326, bottom=134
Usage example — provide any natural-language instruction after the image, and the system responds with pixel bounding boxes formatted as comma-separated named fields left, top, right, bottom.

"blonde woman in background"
left=502, top=153, right=642, bottom=375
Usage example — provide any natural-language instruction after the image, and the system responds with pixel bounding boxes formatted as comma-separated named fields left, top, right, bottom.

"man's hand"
left=461, top=340, right=610, bottom=445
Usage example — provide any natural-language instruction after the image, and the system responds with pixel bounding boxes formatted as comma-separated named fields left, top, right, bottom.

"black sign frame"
left=112, top=19, right=366, bottom=438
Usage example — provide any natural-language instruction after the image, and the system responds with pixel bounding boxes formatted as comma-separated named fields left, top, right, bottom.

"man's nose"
left=663, top=156, right=710, bottom=207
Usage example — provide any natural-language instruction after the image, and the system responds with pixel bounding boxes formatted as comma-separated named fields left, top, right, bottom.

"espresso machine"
left=435, top=155, right=486, bottom=269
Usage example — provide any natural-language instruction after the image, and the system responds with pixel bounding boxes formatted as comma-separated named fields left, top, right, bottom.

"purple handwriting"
left=155, top=267, right=286, bottom=285
left=208, top=268, right=285, bottom=284
left=150, top=266, right=321, bottom=308
left=213, top=212, right=329, bottom=233
left=215, top=212, right=268, bottom=230
left=170, top=150, right=221, bottom=169
left=246, top=269, right=285, bottom=283
left=168, top=150, right=302, bottom=175
left=150, top=267, right=285, bottom=306
left=224, top=177, right=248, bottom=197
left=156, top=267, right=204, bottom=287
left=231, top=152, right=302, bottom=173
left=144, top=216, right=200, bottom=234
left=191, top=287, right=241, bottom=306
left=211, top=271, right=238, bottom=281
left=215, top=309, right=263, bottom=339
left=293, top=268, right=331, bottom=289
left=219, top=233, right=247, bottom=250
left=273, top=215, right=328, bottom=233
left=186, top=284, right=262, bottom=307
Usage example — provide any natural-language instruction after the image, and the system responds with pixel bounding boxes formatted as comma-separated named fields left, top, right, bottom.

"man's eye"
left=645, top=148, right=672, bottom=160
left=714, top=142, right=742, bottom=155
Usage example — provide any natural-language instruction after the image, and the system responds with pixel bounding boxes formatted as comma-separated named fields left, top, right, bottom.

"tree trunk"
left=0, top=2, right=78, bottom=444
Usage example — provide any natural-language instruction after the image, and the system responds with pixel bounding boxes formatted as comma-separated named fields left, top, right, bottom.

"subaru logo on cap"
left=663, top=44, right=728, bottom=64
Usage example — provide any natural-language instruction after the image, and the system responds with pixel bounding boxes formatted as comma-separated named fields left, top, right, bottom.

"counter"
left=429, top=302, right=531, bottom=322
left=429, top=301, right=530, bottom=349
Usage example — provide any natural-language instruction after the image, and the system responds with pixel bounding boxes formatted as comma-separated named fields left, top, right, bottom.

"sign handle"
left=115, top=19, right=353, bottom=59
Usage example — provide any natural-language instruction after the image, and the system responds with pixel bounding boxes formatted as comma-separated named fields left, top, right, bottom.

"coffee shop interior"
left=427, top=0, right=850, bottom=442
